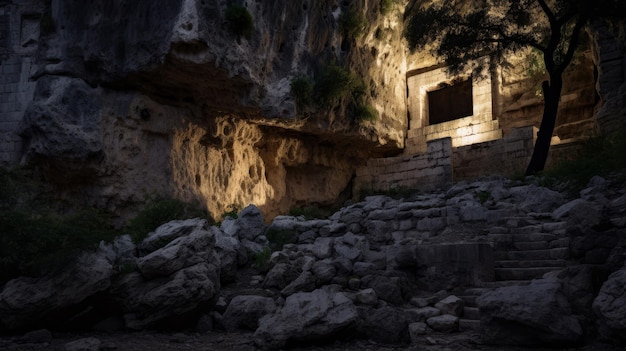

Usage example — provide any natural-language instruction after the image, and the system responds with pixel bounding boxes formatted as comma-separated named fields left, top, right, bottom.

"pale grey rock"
left=312, top=237, right=334, bottom=259
left=262, top=263, right=300, bottom=290
left=408, top=322, right=429, bottom=342
left=138, top=218, right=210, bottom=255
left=593, top=266, right=626, bottom=344
left=115, top=262, right=220, bottom=330
left=214, top=228, right=243, bottom=282
left=434, top=295, right=464, bottom=317
left=0, top=249, right=113, bottom=331
left=426, top=314, right=459, bottom=333
left=361, top=275, right=404, bottom=305
left=410, top=297, right=429, bottom=308
left=352, top=261, right=377, bottom=277
left=311, top=259, right=336, bottom=284
left=552, top=199, right=601, bottom=230
left=222, top=295, right=276, bottom=331
left=477, top=278, right=583, bottom=346
left=19, top=76, right=103, bottom=179
left=281, top=271, right=316, bottom=296
left=64, top=337, right=101, bottom=351
left=356, top=288, right=378, bottom=305
left=137, top=224, right=216, bottom=279
left=333, top=242, right=362, bottom=261
left=254, top=289, right=359, bottom=349
left=360, top=306, right=408, bottom=344
left=233, top=204, right=266, bottom=241
left=364, top=220, right=392, bottom=243
left=509, top=185, right=565, bottom=213
left=406, top=307, right=441, bottom=322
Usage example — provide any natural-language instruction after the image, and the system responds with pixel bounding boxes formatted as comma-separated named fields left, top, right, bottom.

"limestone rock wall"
left=3, top=0, right=410, bottom=220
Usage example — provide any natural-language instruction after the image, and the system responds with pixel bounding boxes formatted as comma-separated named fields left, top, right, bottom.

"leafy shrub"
left=0, top=209, right=118, bottom=283
left=226, top=4, right=254, bottom=38
left=252, top=247, right=272, bottom=272
left=291, top=76, right=314, bottom=111
left=339, top=9, right=365, bottom=38
left=355, top=104, right=378, bottom=122
left=289, top=205, right=330, bottom=220
left=125, top=198, right=207, bottom=243
left=314, top=64, right=358, bottom=104
left=543, top=126, right=626, bottom=190
left=380, top=0, right=394, bottom=15
left=265, top=229, right=297, bottom=251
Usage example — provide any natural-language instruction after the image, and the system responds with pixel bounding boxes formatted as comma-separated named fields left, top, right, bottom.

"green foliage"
left=354, top=104, right=378, bottom=122
left=542, top=127, right=626, bottom=190
left=252, top=247, right=272, bottom=272
left=265, top=229, right=297, bottom=251
left=339, top=9, right=365, bottom=38
left=380, top=0, right=394, bottom=15
left=476, top=191, right=491, bottom=204
left=0, top=209, right=118, bottom=283
left=125, top=197, right=207, bottom=243
left=290, top=76, right=314, bottom=111
left=289, top=205, right=330, bottom=220
left=314, top=64, right=359, bottom=104
left=225, top=4, right=254, bottom=39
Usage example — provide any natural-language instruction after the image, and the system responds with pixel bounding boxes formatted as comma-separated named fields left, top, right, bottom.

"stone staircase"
left=458, top=215, right=571, bottom=331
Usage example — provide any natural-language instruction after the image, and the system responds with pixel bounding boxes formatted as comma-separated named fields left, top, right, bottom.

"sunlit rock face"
left=17, top=0, right=408, bottom=219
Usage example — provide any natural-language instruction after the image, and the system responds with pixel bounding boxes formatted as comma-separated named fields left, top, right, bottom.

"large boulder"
left=113, top=262, right=220, bottom=330
left=358, top=306, right=409, bottom=344
left=0, top=249, right=113, bottom=331
left=477, top=278, right=583, bottom=346
left=593, top=266, right=626, bottom=345
left=113, top=219, right=221, bottom=330
left=222, top=295, right=276, bottom=332
left=254, top=288, right=359, bottom=349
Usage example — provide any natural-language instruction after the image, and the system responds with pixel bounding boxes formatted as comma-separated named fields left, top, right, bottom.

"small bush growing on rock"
left=314, top=64, right=358, bottom=104
left=355, top=104, right=378, bottom=122
left=380, top=0, right=395, bottom=15
left=339, top=9, right=365, bottom=38
left=265, top=229, right=297, bottom=251
left=289, top=205, right=331, bottom=220
left=290, top=76, right=313, bottom=111
left=0, top=209, right=118, bottom=283
left=252, top=247, right=272, bottom=272
left=225, top=4, right=254, bottom=39
left=126, top=197, right=207, bottom=243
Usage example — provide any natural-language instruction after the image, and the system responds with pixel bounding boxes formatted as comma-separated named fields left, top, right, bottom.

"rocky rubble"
left=0, top=176, right=625, bottom=349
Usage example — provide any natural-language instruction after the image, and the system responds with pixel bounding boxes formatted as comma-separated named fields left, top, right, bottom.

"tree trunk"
left=525, top=73, right=563, bottom=175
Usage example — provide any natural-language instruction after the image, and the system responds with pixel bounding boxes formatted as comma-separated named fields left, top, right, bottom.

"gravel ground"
left=1, top=330, right=623, bottom=351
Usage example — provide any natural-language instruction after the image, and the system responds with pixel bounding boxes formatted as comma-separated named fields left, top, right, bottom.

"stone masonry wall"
left=354, top=138, right=453, bottom=196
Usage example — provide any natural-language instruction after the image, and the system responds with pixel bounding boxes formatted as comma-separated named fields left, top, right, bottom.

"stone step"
left=512, top=241, right=551, bottom=250
left=495, top=259, right=567, bottom=268
left=459, top=319, right=481, bottom=331
left=495, top=267, right=563, bottom=281
left=479, top=280, right=531, bottom=289
left=450, top=129, right=503, bottom=147
left=458, top=295, right=478, bottom=307
left=495, top=247, right=569, bottom=261
left=462, top=306, right=481, bottom=320
left=488, top=233, right=559, bottom=243
left=509, top=224, right=545, bottom=234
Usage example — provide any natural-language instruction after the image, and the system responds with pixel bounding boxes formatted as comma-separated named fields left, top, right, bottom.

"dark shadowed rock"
left=477, top=278, right=583, bottom=346
left=359, top=306, right=409, bottom=344
left=222, top=295, right=276, bottom=332
left=593, top=266, right=626, bottom=345
left=254, top=288, right=358, bottom=349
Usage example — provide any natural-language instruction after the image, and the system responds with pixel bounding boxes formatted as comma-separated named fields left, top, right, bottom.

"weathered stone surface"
left=137, top=222, right=216, bottom=279
left=0, top=250, right=113, bottom=331
left=434, top=295, right=464, bottom=317
left=426, top=314, right=459, bottom=333
left=359, top=306, right=409, bottom=344
left=138, top=219, right=210, bottom=255
left=477, top=278, right=583, bottom=346
left=63, top=337, right=101, bottom=351
left=114, top=262, right=220, bottom=330
left=254, top=289, right=359, bottom=349
left=222, top=295, right=276, bottom=332
left=593, top=266, right=626, bottom=344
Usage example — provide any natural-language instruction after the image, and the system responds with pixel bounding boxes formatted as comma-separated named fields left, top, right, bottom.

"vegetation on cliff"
left=404, top=0, right=626, bottom=175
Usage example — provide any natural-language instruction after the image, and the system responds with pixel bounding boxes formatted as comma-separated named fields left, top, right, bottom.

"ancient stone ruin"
left=0, top=0, right=625, bottom=349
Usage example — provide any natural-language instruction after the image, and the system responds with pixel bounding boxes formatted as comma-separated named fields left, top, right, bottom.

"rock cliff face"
left=4, top=0, right=626, bottom=220
left=17, top=0, right=409, bottom=219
